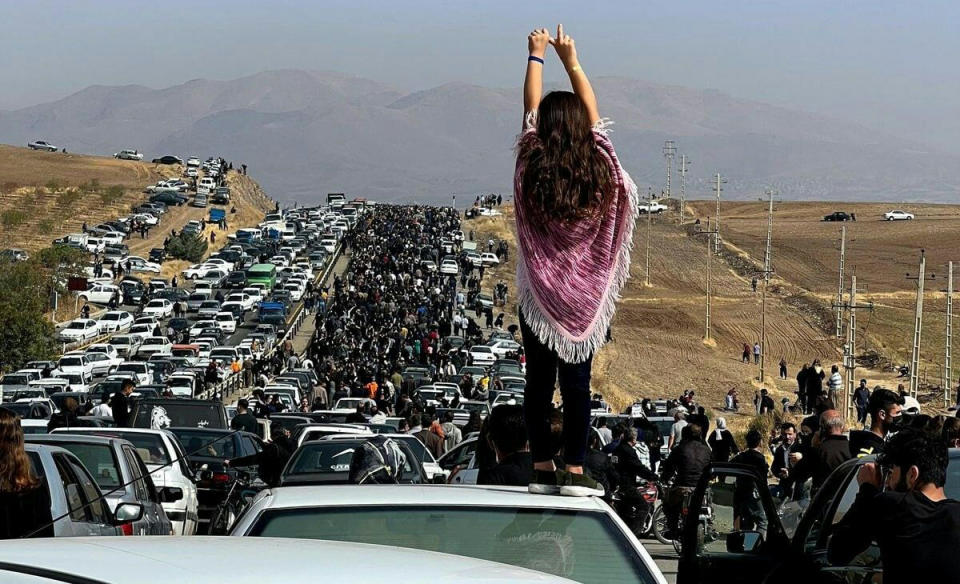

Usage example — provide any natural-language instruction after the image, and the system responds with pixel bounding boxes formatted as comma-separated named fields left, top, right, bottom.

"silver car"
left=27, top=435, right=176, bottom=535
left=23, top=443, right=124, bottom=536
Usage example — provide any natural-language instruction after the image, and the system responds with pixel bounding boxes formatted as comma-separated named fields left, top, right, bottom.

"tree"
left=0, top=259, right=57, bottom=372
left=166, top=232, right=208, bottom=263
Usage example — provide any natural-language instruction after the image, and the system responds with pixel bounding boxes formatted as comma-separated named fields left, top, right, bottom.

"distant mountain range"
left=1, top=69, right=957, bottom=204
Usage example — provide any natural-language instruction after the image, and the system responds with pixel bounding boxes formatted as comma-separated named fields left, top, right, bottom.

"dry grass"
left=481, top=201, right=953, bottom=422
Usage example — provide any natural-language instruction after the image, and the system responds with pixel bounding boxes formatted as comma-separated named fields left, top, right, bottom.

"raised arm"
left=524, top=28, right=550, bottom=125
left=550, top=24, right=600, bottom=125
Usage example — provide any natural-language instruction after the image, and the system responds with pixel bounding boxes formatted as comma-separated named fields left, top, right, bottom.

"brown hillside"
left=476, top=202, right=953, bottom=425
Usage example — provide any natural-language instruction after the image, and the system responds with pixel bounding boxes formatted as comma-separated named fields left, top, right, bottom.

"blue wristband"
left=528, top=55, right=544, bottom=64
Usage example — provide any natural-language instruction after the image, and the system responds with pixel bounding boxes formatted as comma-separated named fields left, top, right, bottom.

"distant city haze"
left=0, top=1, right=956, bottom=203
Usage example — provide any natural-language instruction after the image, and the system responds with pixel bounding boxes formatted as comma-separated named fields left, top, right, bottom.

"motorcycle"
left=652, top=485, right=718, bottom=555
left=613, top=481, right=660, bottom=538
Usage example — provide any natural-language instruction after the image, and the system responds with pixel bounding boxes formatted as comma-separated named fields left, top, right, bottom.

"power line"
left=836, top=226, right=846, bottom=338
left=906, top=249, right=936, bottom=398
left=833, top=274, right=874, bottom=419
left=696, top=219, right=719, bottom=342
left=662, top=141, right=676, bottom=199
left=758, top=189, right=780, bottom=383
left=713, top=173, right=725, bottom=254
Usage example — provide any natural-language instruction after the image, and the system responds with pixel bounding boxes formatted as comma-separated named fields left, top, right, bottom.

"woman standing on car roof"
left=0, top=409, right=54, bottom=539
left=515, top=26, right=637, bottom=497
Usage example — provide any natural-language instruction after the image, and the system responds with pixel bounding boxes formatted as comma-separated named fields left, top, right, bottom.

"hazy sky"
left=2, top=0, right=957, bottom=153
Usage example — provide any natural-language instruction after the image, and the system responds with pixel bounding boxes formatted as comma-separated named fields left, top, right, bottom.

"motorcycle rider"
left=659, top=423, right=712, bottom=539
left=610, top=427, right=659, bottom=533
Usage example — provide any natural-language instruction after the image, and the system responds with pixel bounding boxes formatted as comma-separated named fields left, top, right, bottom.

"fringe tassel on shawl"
left=516, top=166, right=639, bottom=364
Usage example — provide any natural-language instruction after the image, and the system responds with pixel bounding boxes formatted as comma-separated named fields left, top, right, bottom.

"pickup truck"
left=638, top=200, right=668, bottom=214
left=258, top=302, right=287, bottom=327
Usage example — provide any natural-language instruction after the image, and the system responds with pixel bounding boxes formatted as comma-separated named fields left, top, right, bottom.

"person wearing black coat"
left=110, top=380, right=135, bottom=427
left=707, top=418, right=739, bottom=462
left=225, top=427, right=293, bottom=488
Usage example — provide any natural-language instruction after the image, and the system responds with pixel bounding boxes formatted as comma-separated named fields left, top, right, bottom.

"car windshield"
left=287, top=442, right=361, bottom=475
left=66, top=322, right=87, bottom=330
left=1, top=374, right=30, bottom=385
left=118, top=364, right=145, bottom=372
left=171, top=430, right=236, bottom=458
left=247, top=506, right=655, bottom=584
left=60, top=357, right=83, bottom=367
left=98, top=432, right=171, bottom=468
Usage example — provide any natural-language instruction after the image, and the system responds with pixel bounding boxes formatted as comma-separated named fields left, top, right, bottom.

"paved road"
left=645, top=542, right=678, bottom=584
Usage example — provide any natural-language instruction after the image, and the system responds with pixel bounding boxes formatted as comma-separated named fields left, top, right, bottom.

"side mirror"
left=159, top=486, right=184, bottom=502
left=114, top=502, right=144, bottom=524
left=725, top=530, right=764, bottom=553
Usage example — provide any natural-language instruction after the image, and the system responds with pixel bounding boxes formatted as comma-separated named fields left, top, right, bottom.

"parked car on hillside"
left=822, top=211, right=852, bottom=221
left=28, top=140, right=58, bottom=152
left=114, top=149, right=143, bottom=160
left=884, top=209, right=915, bottom=220
left=152, top=155, right=183, bottom=165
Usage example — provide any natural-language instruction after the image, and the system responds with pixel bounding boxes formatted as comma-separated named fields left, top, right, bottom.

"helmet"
left=349, top=436, right=406, bottom=484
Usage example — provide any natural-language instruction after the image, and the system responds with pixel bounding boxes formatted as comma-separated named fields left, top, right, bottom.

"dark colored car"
left=279, top=438, right=425, bottom=486
left=153, top=288, right=190, bottom=303
left=168, top=427, right=262, bottom=534
left=152, top=155, right=183, bottom=165
left=0, top=402, right=51, bottom=419
left=150, top=192, right=187, bottom=206
left=168, top=318, right=191, bottom=335
left=677, top=451, right=960, bottom=584
left=119, top=279, right=145, bottom=304
left=130, top=399, right=228, bottom=430
left=225, top=271, right=248, bottom=289
left=822, top=211, right=851, bottom=222
left=149, top=248, right=167, bottom=263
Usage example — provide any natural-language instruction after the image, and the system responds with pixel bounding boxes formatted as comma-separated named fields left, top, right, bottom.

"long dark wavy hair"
left=0, top=408, right=38, bottom=492
left=519, top=91, right=612, bottom=224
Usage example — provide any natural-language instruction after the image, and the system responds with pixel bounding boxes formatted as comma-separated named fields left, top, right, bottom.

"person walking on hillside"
left=742, top=343, right=751, bottom=363
left=753, top=342, right=761, bottom=364
left=707, top=417, right=739, bottom=462
left=779, top=357, right=788, bottom=380
left=516, top=25, right=638, bottom=497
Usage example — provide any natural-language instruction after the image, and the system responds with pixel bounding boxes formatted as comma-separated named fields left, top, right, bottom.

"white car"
left=182, top=263, right=218, bottom=280
left=282, top=282, right=304, bottom=301
left=128, top=323, right=156, bottom=343
left=136, top=336, right=172, bottom=359
left=142, top=299, right=174, bottom=318
left=58, top=318, right=101, bottom=343
left=115, top=361, right=152, bottom=385
left=28, top=140, right=58, bottom=152
left=114, top=149, right=143, bottom=161
left=884, top=209, right=915, bottom=221
left=108, top=334, right=142, bottom=357
left=488, top=339, right=522, bottom=358
left=0, top=537, right=573, bottom=584
left=98, top=310, right=134, bottom=334
left=229, top=485, right=667, bottom=584
left=78, top=284, right=121, bottom=305
left=125, top=256, right=162, bottom=273
left=57, top=354, right=95, bottom=379
left=479, top=252, right=500, bottom=267
left=467, top=345, right=496, bottom=366
left=226, top=293, right=256, bottom=312
left=51, top=427, right=199, bottom=536
left=214, top=312, right=237, bottom=334
left=440, top=259, right=459, bottom=275
left=189, top=320, right=217, bottom=338
left=638, top=200, right=668, bottom=214
left=82, top=351, right=120, bottom=376
left=204, top=257, right=235, bottom=272
left=186, top=157, right=201, bottom=167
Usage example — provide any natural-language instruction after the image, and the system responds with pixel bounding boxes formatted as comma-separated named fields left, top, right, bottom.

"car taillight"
left=211, top=472, right=231, bottom=484
left=120, top=522, right=133, bottom=536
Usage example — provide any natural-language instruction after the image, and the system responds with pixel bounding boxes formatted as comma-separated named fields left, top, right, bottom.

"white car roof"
left=0, top=537, right=575, bottom=584
left=250, top=484, right=611, bottom=512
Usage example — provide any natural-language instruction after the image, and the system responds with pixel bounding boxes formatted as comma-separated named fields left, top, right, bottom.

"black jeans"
left=520, top=312, right=592, bottom=466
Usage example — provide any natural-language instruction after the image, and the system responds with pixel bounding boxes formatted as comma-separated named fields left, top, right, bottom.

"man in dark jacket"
left=796, top=364, right=810, bottom=412
left=411, top=413, right=444, bottom=460
left=660, top=423, right=712, bottom=538
left=849, top=388, right=904, bottom=458
left=792, top=410, right=852, bottom=496
left=730, top=430, right=770, bottom=535
left=805, top=361, right=825, bottom=415
left=770, top=422, right=802, bottom=499
left=230, top=399, right=258, bottom=434
left=225, top=425, right=293, bottom=487
left=613, top=427, right=658, bottom=489
left=477, top=404, right=532, bottom=487
left=110, top=380, right=135, bottom=427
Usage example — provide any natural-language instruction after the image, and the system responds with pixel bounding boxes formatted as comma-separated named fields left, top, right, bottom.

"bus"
left=246, top=264, right=277, bottom=289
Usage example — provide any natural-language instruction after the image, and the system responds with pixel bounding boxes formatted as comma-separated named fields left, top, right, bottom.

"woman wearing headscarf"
left=707, top=417, right=740, bottom=462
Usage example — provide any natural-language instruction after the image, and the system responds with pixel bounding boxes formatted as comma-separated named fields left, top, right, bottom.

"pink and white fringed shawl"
left=514, top=119, right=639, bottom=364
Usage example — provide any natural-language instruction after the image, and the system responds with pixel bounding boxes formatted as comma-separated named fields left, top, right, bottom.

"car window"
left=59, top=443, right=121, bottom=489
left=440, top=440, right=476, bottom=470
left=122, top=446, right=151, bottom=502
left=67, top=456, right=111, bottom=525
left=248, top=506, right=655, bottom=584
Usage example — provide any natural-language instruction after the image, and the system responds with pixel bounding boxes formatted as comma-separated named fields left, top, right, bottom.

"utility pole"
left=758, top=190, right=778, bottom=382
left=663, top=141, right=676, bottom=199
left=697, top=219, right=719, bottom=342
left=713, top=173, right=725, bottom=253
left=836, top=226, right=846, bottom=338
left=644, top=188, right=653, bottom=287
left=946, top=261, right=954, bottom=408
left=834, top=274, right=874, bottom=419
left=679, top=154, right=690, bottom=224
left=906, top=249, right=936, bottom=398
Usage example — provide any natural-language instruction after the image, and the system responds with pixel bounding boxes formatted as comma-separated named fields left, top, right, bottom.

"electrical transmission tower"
left=679, top=154, right=690, bottom=224
left=834, top=275, right=874, bottom=418
left=946, top=261, right=954, bottom=407
left=663, top=141, right=676, bottom=199
left=758, top=190, right=779, bottom=382
left=713, top=173, right=725, bottom=253
left=906, top=250, right=936, bottom=398
left=697, top=219, right=719, bottom=342
left=836, top=226, right=846, bottom=338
